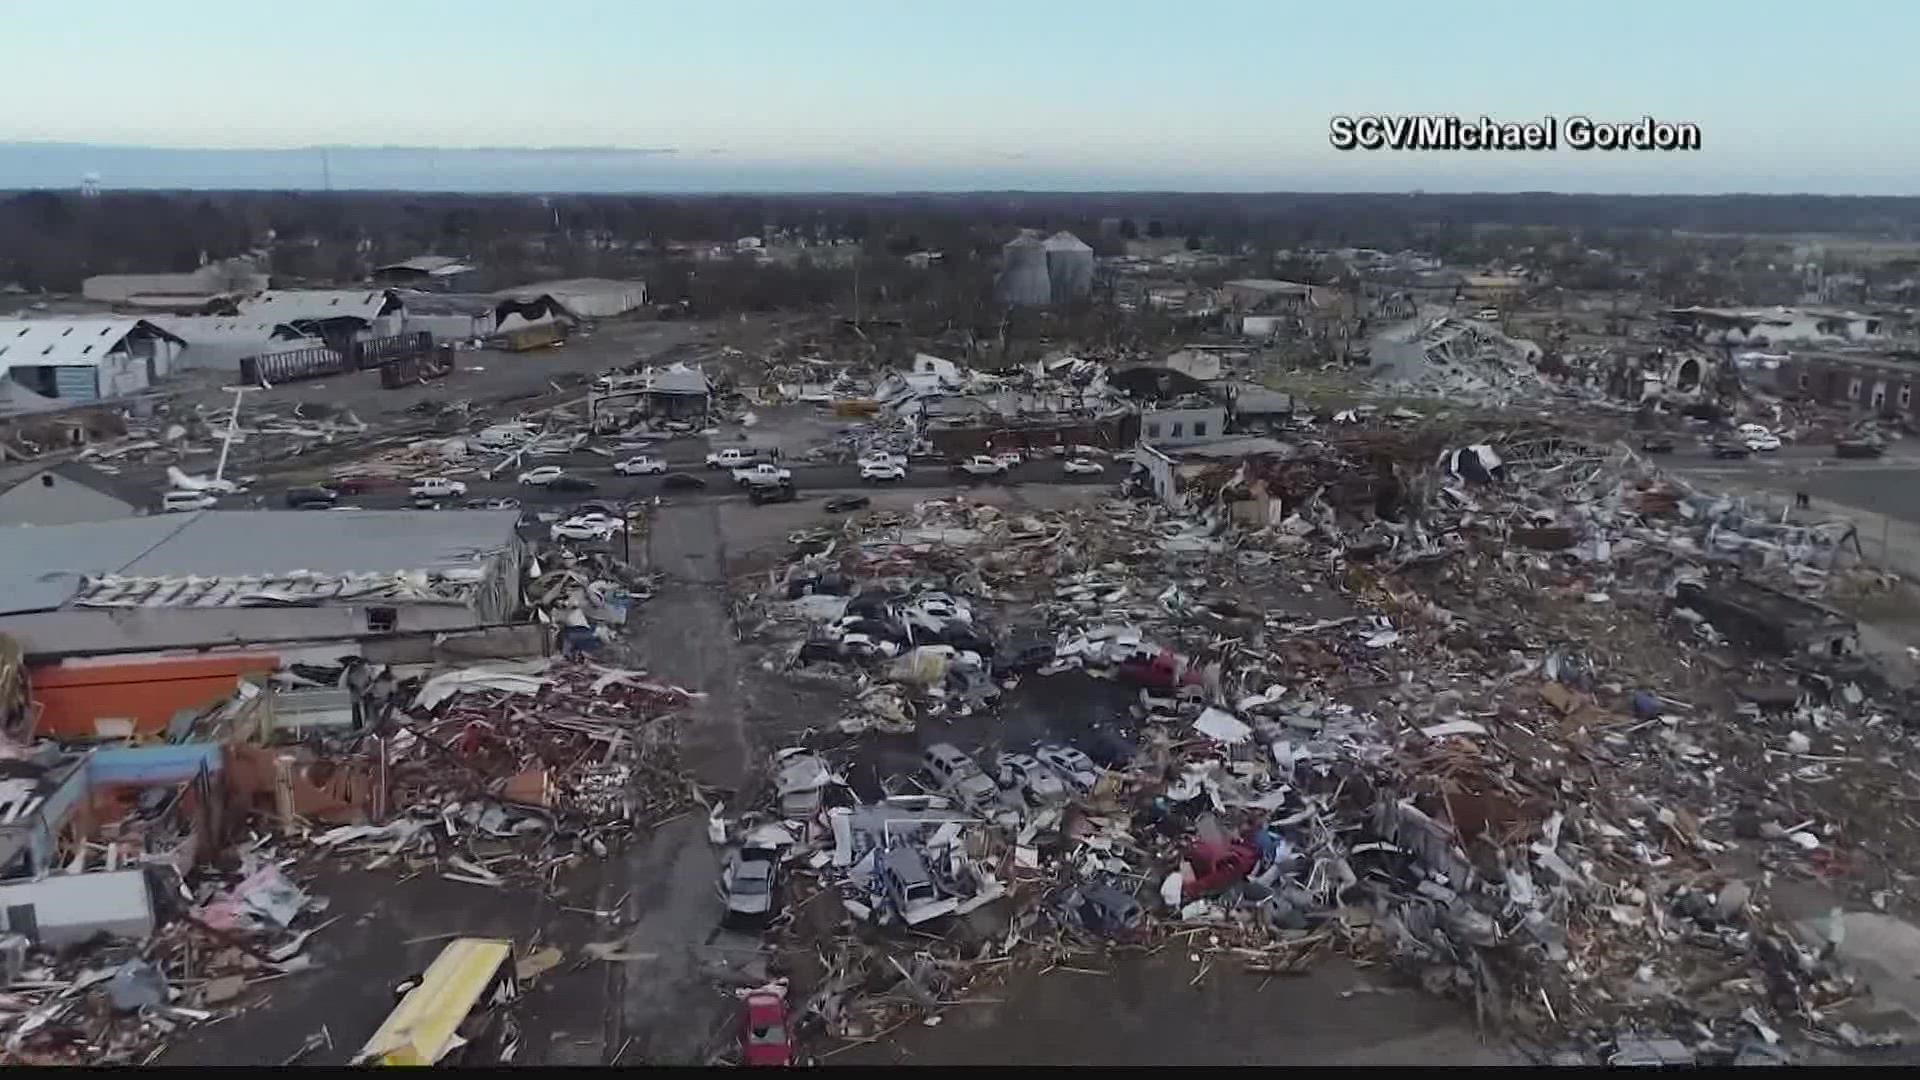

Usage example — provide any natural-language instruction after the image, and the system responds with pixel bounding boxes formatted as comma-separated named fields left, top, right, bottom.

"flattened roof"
left=236, top=290, right=399, bottom=324
left=374, top=255, right=471, bottom=276
left=0, top=318, right=185, bottom=369
left=0, top=509, right=520, bottom=616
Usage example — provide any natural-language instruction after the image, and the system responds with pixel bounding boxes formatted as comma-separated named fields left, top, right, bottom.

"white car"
left=550, top=513, right=625, bottom=542
left=1062, top=458, right=1105, bottom=476
left=860, top=461, right=906, bottom=483
left=517, top=466, right=566, bottom=486
left=614, top=455, right=668, bottom=476
left=1742, top=431, right=1782, bottom=452
left=160, top=490, right=219, bottom=513
left=409, top=477, right=468, bottom=499
left=858, top=451, right=907, bottom=469
left=995, top=752, right=1067, bottom=806
left=1035, top=744, right=1099, bottom=794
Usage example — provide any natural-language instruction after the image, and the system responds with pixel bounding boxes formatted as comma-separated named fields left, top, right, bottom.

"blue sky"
left=1, top=0, right=1912, bottom=193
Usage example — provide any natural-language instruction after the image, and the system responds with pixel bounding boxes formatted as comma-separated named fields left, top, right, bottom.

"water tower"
left=79, top=172, right=101, bottom=198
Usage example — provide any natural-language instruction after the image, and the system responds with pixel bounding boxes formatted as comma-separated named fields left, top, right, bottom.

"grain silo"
left=996, top=233, right=1052, bottom=307
left=1043, top=230, right=1094, bottom=303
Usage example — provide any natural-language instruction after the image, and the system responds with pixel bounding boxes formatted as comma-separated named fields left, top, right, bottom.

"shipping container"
left=239, top=345, right=349, bottom=385
left=499, top=323, right=567, bottom=352
left=380, top=345, right=458, bottom=389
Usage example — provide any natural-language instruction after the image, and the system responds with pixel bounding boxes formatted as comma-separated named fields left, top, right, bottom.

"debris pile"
left=726, top=427, right=1919, bottom=1062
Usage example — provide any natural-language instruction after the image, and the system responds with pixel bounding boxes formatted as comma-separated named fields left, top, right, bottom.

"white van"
left=161, top=490, right=218, bottom=513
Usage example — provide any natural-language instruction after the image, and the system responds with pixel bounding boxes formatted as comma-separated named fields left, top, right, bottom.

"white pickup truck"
left=409, top=476, right=469, bottom=499
left=732, top=463, right=794, bottom=488
left=705, top=447, right=771, bottom=470
left=949, top=455, right=1009, bottom=478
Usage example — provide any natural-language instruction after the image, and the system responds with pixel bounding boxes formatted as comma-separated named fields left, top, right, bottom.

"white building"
left=0, top=319, right=185, bottom=402
left=497, top=279, right=645, bottom=320
left=235, top=289, right=407, bottom=341
left=155, top=316, right=320, bottom=372
left=1140, top=404, right=1227, bottom=446
left=1665, top=306, right=1888, bottom=346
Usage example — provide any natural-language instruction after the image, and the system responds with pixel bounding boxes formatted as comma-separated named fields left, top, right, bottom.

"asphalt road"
left=240, top=460, right=1114, bottom=510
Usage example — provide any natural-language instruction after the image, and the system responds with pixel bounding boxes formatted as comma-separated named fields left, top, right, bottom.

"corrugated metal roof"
left=0, top=319, right=181, bottom=370
left=236, top=290, right=398, bottom=324
left=373, top=255, right=471, bottom=276
left=0, top=509, right=520, bottom=616
left=0, top=514, right=191, bottom=615
left=155, top=315, right=306, bottom=342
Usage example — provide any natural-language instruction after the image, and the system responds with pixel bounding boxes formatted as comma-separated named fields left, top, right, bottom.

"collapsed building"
left=1368, top=314, right=1546, bottom=399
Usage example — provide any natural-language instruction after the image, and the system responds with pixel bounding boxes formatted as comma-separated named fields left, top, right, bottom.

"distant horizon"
left=6, top=0, right=1916, bottom=198
left=1, top=141, right=1913, bottom=200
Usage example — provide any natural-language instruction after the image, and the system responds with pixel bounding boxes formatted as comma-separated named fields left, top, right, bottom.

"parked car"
left=825, top=495, right=871, bottom=513
left=705, top=447, right=770, bottom=469
left=1034, top=744, right=1100, bottom=794
left=859, top=461, right=907, bottom=483
left=949, top=455, right=1008, bottom=478
left=614, top=455, right=668, bottom=476
left=738, top=989, right=793, bottom=1067
left=1182, top=836, right=1258, bottom=901
left=1736, top=423, right=1782, bottom=452
left=284, top=486, right=338, bottom=509
left=161, top=490, right=218, bottom=513
left=546, top=475, right=598, bottom=493
left=922, top=743, right=999, bottom=812
left=463, top=497, right=521, bottom=510
left=733, top=463, right=794, bottom=488
left=858, top=451, right=907, bottom=470
left=516, top=466, right=566, bottom=486
left=748, top=481, right=798, bottom=506
left=1058, top=880, right=1145, bottom=938
left=408, top=477, right=468, bottom=499
left=881, top=845, right=940, bottom=913
left=991, top=636, right=1056, bottom=677
left=1638, top=435, right=1675, bottom=454
left=1062, top=458, right=1105, bottom=476
left=1836, top=437, right=1886, bottom=459
left=995, top=752, right=1067, bottom=806
left=550, top=513, right=625, bottom=542
left=330, top=475, right=400, bottom=495
left=721, top=846, right=782, bottom=924
left=661, top=473, right=707, bottom=490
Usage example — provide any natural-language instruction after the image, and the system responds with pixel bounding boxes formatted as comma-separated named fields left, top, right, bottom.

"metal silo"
left=997, top=233, right=1052, bottom=306
left=1043, top=230, right=1094, bottom=303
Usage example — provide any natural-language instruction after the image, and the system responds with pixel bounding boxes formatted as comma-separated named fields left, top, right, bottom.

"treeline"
left=5, top=189, right=1920, bottom=295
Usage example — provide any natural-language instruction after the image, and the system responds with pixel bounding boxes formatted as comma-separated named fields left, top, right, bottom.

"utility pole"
left=214, top=387, right=247, bottom=485
left=852, top=256, right=862, bottom=328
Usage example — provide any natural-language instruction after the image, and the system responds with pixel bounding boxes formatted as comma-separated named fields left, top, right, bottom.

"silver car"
left=922, top=742, right=999, bottom=812
left=721, top=847, right=781, bottom=921
left=996, top=752, right=1067, bottom=805
left=1035, top=744, right=1099, bottom=794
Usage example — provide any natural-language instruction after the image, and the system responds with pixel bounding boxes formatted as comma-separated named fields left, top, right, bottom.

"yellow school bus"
left=355, top=938, right=519, bottom=1066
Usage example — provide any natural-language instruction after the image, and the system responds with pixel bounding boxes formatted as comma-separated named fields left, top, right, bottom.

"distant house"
left=1222, top=279, right=1315, bottom=312
left=0, top=319, right=186, bottom=402
left=81, top=259, right=268, bottom=312
left=371, top=256, right=475, bottom=290
left=1462, top=274, right=1527, bottom=302
left=0, top=461, right=151, bottom=526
